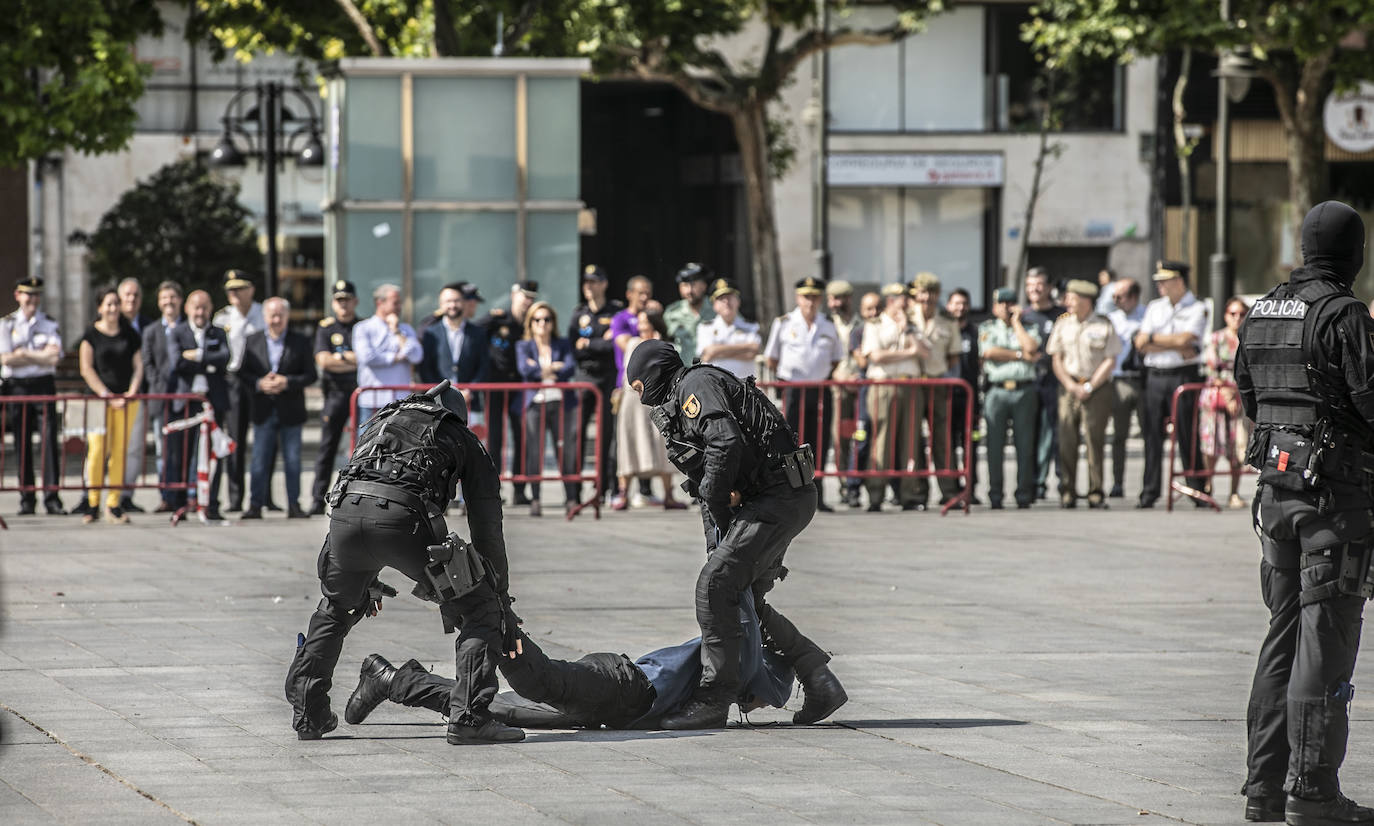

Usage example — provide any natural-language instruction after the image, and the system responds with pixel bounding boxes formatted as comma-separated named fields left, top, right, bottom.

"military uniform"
left=1022, top=300, right=1066, bottom=496
left=1045, top=288, right=1121, bottom=507
left=1235, top=201, right=1374, bottom=824
left=909, top=304, right=963, bottom=504
left=568, top=291, right=624, bottom=499
left=0, top=278, right=64, bottom=514
left=626, top=341, right=846, bottom=729
left=978, top=312, right=1040, bottom=509
left=829, top=302, right=863, bottom=506
left=476, top=305, right=526, bottom=497
left=285, top=386, right=523, bottom=745
left=310, top=281, right=360, bottom=512
left=664, top=298, right=715, bottom=366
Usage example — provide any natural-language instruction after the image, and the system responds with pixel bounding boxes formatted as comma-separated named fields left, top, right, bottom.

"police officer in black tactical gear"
left=625, top=339, right=847, bottom=730
left=309, top=280, right=360, bottom=515
left=284, top=381, right=525, bottom=745
left=569, top=265, right=624, bottom=501
left=1235, top=201, right=1374, bottom=826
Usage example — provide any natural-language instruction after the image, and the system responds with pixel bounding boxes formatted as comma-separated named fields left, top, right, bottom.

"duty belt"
left=330, top=478, right=435, bottom=520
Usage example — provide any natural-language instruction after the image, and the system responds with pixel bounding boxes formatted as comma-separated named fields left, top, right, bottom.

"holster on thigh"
left=1300, top=542, right=1374, bottom=606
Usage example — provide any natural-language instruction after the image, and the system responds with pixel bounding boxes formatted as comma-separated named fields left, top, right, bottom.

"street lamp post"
left=209, top=81, right=325, bottom=299
left=1210, top=0, right=1257, bottom=328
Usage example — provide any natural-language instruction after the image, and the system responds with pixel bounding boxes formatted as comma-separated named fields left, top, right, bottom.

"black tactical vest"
left=336, top=393, right=464, bottom=508
left=685, top=364, right=798, bottom=458
left=1243, top=278, right=1362, bottom=431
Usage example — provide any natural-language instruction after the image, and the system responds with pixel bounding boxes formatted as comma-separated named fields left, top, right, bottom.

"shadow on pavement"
left=838, top=718, right=1028, bottom=729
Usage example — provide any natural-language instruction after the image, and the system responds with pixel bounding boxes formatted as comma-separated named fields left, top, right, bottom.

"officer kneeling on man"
left=1236, top=200, right=1374, bottom=826
left=284, top=380, right=524, bottom=745
left=625, top=340, right=846, bottom=729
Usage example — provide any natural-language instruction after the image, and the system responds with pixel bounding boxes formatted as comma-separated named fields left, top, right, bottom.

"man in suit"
left=168, top=290, right=231, bottom=519
left=238, top=297, right=318, bottom=520
left=419, top=282, right=490, bottom=394
left=142, top=280, right=184, bottom=512
left=213, top=269, right=265, bottom=511
left=117, top=277, right=157, bottom=513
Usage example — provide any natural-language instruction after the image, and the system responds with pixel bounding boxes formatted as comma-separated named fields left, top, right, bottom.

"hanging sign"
left=1323, top=82, right=1374, bottom=153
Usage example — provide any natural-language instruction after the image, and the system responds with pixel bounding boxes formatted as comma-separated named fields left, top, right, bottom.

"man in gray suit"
left=142, top=281, right=184, bottom=512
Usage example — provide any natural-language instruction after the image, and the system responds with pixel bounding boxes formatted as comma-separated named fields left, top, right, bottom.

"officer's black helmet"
left=425, top=380, right=468, bottom=424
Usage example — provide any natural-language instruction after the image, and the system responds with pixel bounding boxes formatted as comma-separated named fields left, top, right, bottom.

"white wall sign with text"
left=826, top=153, right=1004, bottom=187
left=1324, top=82, right=1374, bottom=154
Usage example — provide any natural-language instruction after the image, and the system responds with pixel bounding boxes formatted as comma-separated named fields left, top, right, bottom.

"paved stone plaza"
left=1, top=485, right=1371, bottom=825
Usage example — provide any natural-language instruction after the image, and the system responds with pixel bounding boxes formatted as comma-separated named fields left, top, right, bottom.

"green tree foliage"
left=0, top=0, right=164, bottom=166
left=1026, top=0, right=1374, bottom=241
left=191, top=0, right=947, bottom=318
left=71, top=159, right=261, bottom=314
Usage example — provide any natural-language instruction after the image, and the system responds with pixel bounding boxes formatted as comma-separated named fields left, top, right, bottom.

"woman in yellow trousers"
left=77, top=287, right=144, bottom=524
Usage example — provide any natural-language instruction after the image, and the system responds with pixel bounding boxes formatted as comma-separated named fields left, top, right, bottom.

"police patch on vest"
left=1250, top=298, right=1308, bottom=319
left=331, top=333, right=344, bottom=346
left=683, top=394, right=700, bottom=418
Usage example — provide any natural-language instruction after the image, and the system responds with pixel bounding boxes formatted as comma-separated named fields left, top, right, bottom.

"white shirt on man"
left=213, top=301, right=264, bottom=372
left=0, top=309, right=61, bottom=380
left=696, top=315, right=761, bottom=378
left=1138, top=291, right=1208, bottom=368
left=764, top=307, right=841, bottom=381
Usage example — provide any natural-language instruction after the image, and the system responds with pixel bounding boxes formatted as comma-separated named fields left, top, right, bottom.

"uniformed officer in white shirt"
left=695, top=278, right=761, bottom=378
left=1133, top=260, right=1210, bottom=508
left=0, top=277, right=66, bottom=514
left=765, top=276, right=842, bottom=511
left=212, top=269, right=266, bottom=512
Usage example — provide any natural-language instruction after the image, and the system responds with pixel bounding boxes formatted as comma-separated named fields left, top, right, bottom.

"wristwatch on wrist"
left=1082, top=381, right=1094, bottom=394
left=1014, top=349, right=1023, bottom=361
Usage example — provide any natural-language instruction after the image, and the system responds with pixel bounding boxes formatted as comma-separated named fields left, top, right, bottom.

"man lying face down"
left=344, top=589, right=797, bottom=730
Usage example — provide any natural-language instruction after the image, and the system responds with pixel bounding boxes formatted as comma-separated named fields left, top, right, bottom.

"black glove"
left=364, top=578, right=398, bottom=617
left=500, top=593, right=523, bottom=654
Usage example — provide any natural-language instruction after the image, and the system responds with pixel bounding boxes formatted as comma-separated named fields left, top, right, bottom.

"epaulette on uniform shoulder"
left=319, top=317, right=334, bottom=327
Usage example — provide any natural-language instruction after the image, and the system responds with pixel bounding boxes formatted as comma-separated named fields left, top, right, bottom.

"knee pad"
left=317, top=596, right=368, bottom=629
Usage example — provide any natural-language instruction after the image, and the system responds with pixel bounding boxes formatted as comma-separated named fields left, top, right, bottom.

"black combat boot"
left=660, top=693, right=730, bottom=730
left=344, top=654, right=397, bottom=725
left=446, top=716, right=525, bottom=745
left=296, top=711, right=338, bottom=741
left=1243, top=792, right=1285, bottom=822
left=793, top=664, right=848, bottom=725
left=1286, top=794, right=1374, bottom=826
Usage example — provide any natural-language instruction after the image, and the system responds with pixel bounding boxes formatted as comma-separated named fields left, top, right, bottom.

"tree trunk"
left=730, top=101, right=785, bottom=322
left=1286, top=120, right=1326, bottom=250
left=1173, top=49, right=1193, bottom=263
left=1268, top=52, right=1332, bottom=258
left=1014, top=95, right=1053, bottom=293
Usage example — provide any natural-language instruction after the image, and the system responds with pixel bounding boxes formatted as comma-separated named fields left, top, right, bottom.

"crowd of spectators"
left=0, top=257, right=1253, bottom=521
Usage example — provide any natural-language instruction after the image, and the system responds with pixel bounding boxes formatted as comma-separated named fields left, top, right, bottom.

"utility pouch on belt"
left=781, top=444, right=816, bottom=489
left=1257, top=430, right=1324, bottom=492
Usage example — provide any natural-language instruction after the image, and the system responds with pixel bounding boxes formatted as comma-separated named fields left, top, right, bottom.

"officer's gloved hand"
left=364, top=578, right=398, bottom=617
left=500, top=593, right=523, bottom=658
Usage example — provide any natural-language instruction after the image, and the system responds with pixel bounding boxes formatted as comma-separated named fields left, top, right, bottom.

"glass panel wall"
left=414, top=77, right=517, bottom=201
left=413, top=212, right=518, bottom=317
left=344, top=77, right=403, bottom=199
left=528, top=78, right=580, bottom=200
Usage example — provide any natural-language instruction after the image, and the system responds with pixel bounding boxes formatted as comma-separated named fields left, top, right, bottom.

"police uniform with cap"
left=1045, top=280, right=1121, bottom=508
left=979, top=287, right=1042, bottom=509
left=1135, top=261, right=1209, bottom=508
left=0, top=277, right=65, bottom=514
left=568, top=266, right=623, bottom=499
left=1235, top=201, right=1374, bottom=825
left=477, top=281, right=538, bottom=499
left=664, top=263, right=717, bottom=364
left=764, top=276, right=842, bottom=509
left=286, top=383, right=525, bottom=746
left=213, top=269, right=265, bottom=511
left=695, top=279, right=761, bottom=379
left=310, top=280, right=361, bottom=512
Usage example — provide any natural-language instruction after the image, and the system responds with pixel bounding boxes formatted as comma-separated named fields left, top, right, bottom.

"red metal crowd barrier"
left=0, top=392, right=214, bottom=528
left=348, top=382, right=605, bottom=521
left=1166, top=380, right=1255, bottom=512
left=759, top=377, right=975, bottom=515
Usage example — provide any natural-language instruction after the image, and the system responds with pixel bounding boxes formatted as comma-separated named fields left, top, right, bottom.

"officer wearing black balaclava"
left=625, top=339, right=847, bottom=729
left=284, top=381, right=525, bottom=746
left=1235, top=201, right=1374, bottom=826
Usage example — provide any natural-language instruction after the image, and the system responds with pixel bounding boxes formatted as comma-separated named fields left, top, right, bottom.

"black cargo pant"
left=310, top=389, right=352, bottom=507
left=4, top=375, right=63, bottom=509
left=1244, top=482, right=1370, bottom=801
left=223, top=374, right=252, bottom=508
left=697, top=482, right=828, bottom=698
left=575, top=373, right=616, bottom=498
left=385, top=634, right=655, bottom=729
left=284, top=493, right=504, bottom=734
left=1141, top=365, right=1202, bottom=502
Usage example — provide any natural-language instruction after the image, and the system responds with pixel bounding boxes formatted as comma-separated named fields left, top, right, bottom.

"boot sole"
left=446, top=732, right=526, bottom=745
left=793, top=690, right=849, bottom=725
